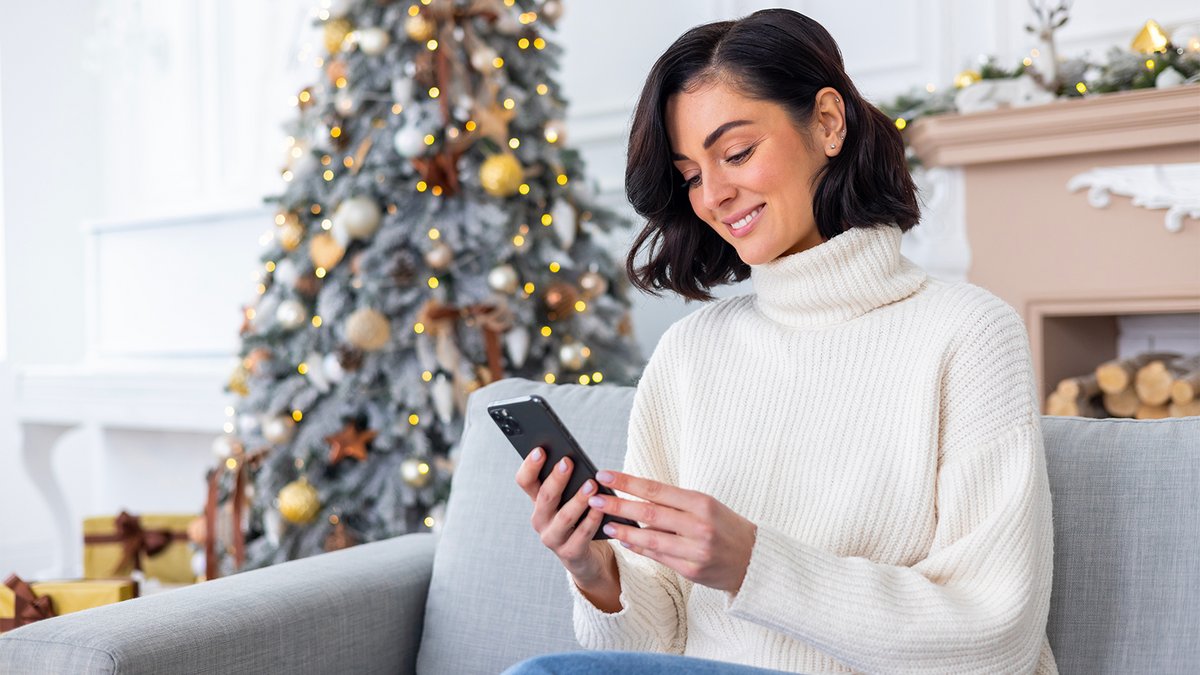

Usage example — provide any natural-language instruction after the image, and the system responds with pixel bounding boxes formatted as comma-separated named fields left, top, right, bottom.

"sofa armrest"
left=0, top=533, right=436, bottom=675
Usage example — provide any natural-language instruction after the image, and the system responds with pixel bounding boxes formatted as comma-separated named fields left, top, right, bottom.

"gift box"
left=83, top=511, right=196, bottom=583
left=1, top=575, right=138, bottom=633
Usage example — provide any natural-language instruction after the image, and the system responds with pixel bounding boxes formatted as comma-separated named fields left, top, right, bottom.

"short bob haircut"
left=625, top=9, right=920, bottom=301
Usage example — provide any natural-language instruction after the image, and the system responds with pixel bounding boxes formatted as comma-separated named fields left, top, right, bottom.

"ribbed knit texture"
left=569, top=226, right=1058, bottom=674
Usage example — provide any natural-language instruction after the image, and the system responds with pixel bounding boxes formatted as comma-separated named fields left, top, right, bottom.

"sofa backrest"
left=416, top=379, right=635, bottom=675
left=418, top=378, right=1200, bottom=674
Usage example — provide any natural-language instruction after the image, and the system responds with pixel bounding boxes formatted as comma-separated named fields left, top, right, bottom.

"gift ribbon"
left=83, top=511, right=188, bottom=576
left=1, top=574, right=56, bottom=632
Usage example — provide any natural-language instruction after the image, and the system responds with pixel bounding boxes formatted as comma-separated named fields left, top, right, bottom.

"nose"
left=700, top=170, right=735, bottom=213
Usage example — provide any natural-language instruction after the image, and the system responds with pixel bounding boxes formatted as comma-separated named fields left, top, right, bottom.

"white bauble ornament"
left=487, top=264, right=519, bottom=294
left=273, top=258, right=300, bottom=287
left=393, top=126, right=426, bottom=157
left=335, top=90, right=356, bottom=115
left=401, top=456, right=434, bottom=488
left=470, top=46, right=499, bottom=72
left=191, top=550, right=207, bottom=579
left=276, top=299, right=308, bottom=330
left=505, top=327, right=530, bottom=368
left=237, top=413, right=260, bottom=436
left=425, top=242, right=453, bottom=270
left=1156, top=66, right=1185, bottom=89
left=346, top=307, right=392, bottom=351
left=431, top=372, right=455, bottom=424
left=550, top=199, right=577, bottom=248
left=356, top=27, right=390, bottom=56
left=263, top=416, right=296, bottom=444
left=212, top=435, right=236, bottom=459
left=541, top=0, right=563, bottom=22
left=334, top=196, right=382, bottom=240
left=305, top=351, right=332, bottom=393
left=559, top=342, right=587, bottom=371
left=323, top=352, right=346, bottom=384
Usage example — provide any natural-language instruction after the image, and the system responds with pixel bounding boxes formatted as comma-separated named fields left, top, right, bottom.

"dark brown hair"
left=625, top=9, right=920, bottom=301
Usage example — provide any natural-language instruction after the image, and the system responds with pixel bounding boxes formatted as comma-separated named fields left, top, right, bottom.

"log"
left=1055, top=373, right=1101, bottom=401
left=1046, top=390, right=1104, bottom=417
left=1095, top=351, right=1181, bottom=394
left=1102, top=387, right=1139, bottom=417
left=1134, top=360, right=1184, bottom=406
left=1135, top=403, right=1171, bottom=420
left=1168, top=400, right=1200, bottom=418
left=1170, top=370, right=1200, bottom=405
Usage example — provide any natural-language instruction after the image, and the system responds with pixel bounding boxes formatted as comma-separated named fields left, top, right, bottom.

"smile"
left=726, top=205, right=764, bottom=237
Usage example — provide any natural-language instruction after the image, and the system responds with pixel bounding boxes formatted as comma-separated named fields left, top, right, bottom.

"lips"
left=724, top=204, right=764, bottom=238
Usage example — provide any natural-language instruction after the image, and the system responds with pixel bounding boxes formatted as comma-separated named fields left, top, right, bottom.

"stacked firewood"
left=1046, top=352, right=1200, bottom=419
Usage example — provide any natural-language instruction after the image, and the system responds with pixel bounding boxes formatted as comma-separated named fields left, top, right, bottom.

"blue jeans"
left=501, top=651, right=796, bottom=674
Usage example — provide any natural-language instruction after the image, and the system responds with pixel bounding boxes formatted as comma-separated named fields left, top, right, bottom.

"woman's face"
left=666, top=80, right=833, bottom=265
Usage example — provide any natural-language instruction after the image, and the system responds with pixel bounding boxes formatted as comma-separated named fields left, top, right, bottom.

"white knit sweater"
left=569, top=226, right=1058, bottom=674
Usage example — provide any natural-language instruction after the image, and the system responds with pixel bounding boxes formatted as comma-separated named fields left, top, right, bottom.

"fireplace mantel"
left=906, top=86, right=1200, bottom=402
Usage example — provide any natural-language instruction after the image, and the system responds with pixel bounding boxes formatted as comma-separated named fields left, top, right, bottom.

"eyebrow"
left=670, top=120, right=753, bottom=161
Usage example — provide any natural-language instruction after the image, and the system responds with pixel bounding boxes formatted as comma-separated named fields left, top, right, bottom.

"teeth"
left=731, top=206, right=762, bottom=230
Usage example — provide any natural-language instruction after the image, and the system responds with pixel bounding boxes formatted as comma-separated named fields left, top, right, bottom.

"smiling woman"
left=508, top=8, right=1058, bottom=675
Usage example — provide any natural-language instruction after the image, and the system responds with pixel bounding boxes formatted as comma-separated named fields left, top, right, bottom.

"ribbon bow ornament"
left=1, top=574, right=56, bottom=632
left=85, top=511, right=186, bottom=576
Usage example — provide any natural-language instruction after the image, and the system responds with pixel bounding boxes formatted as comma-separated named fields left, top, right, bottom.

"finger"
left=601, top=521, right=697, bottom=561
left=586, top=493, right=692, bottom=536
left=542, top=479, right=599, bottom=550
left=561, top=497, right=605, bottom=555
left=619, top=539, right=700, bottom=581
left=596, top=470, right=700, bottom=512
left=514, top=447, right=546, bottom=500
left=531, top=457, right=574, bottom=529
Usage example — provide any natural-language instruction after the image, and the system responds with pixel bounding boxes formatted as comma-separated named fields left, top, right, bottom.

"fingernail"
left=530, top=448, right=542, bottom=461
left=557, top=458, right=569, bottom=473
left=588, top=495, right=605, bottom=508
left=602, top=524, right=616, bottom=537
left=581, top=481, right=595, bottom=495
left=596, top=470, right=614, bottom=484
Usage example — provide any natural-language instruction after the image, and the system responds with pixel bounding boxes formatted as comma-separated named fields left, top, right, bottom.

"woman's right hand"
left=515, top=448, right=618, bottom=599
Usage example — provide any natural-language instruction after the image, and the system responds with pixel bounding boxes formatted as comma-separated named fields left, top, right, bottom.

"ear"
left=813, top=87, right=846, bottom=157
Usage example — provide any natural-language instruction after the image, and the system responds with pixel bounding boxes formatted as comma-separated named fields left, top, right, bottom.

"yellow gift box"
left=1, top=576, right=138, bottom=633
left=83, top=512, right=196, bottom=584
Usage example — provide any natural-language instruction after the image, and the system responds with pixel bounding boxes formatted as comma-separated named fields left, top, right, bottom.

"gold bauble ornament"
left=1131, top=19, right=1169, bottom=54
left=425, top=242, right=453, bottom=270
left=405, top=14, right=436, bottom=43
left=278, top=220, right=305, bottom=252
left=479, top=154, right=524, bottom=198
left=544, top=282, right=578, bottom=314
left=953, top=69, right=982, bottom=89
left=278, top=478, right=321, bottom=524
left=309, top=233, right=346, bottom=270
left=324, top=18, right=354, bottom=54
left=401, top=456, right=434, bottom=488
left=346, top=307, right=391, bottom=351
left=228, top=364, right=250, bottom=396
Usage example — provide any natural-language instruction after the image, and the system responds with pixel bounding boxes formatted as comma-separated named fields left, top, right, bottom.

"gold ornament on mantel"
left=953, top=69, right=982, bottom=89
left=278, top=477, right=321, bottom=524
left=324, top=18, right=354, bottom=54
left=479, top=153, right=524, bottom=197
left=1131, top=19, right=1169, bottom=54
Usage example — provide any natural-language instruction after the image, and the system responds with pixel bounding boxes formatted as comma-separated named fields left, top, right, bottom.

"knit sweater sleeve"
left=569, top=327, right=688, bottom=654
left=726, top=298, right=1055, bottom=674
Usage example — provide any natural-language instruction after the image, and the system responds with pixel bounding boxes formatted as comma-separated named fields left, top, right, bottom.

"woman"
left=509, top=9, right=1057, bottom=674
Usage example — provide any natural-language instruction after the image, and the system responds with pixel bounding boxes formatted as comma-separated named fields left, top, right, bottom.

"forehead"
left=664, top=81, right=788, bottom=153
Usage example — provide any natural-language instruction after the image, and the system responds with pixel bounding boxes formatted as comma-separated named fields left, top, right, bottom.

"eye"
left=726, top=145, right=755, bottom=165
left=682, top=173, right=702, bottom=189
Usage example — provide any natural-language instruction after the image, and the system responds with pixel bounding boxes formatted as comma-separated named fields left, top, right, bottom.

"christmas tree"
left=204, top=0, right=643, bottom=575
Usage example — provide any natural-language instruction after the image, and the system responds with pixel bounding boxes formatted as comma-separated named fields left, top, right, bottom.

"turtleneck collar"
left=749, top=225, right=928, bottom=329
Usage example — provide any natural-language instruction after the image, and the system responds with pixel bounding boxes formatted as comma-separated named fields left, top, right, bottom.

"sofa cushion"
left=1042, top=415, right=1200, bottom=674
left=416, top=379, right=636, bottom=675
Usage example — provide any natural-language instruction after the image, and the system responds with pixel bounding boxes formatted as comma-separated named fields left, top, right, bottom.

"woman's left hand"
left=588, top=470, right=757, bottom=594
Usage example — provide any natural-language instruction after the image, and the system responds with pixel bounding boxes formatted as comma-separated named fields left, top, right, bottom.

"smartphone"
left=488, top=394, right=638, bottom=540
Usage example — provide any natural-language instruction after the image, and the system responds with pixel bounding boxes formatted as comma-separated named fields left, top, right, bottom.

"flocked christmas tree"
left=203, top=0, right=643, bottom=575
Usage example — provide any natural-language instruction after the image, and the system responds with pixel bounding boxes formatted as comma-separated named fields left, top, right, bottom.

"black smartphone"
left=488, top=394, right=638, bottom=540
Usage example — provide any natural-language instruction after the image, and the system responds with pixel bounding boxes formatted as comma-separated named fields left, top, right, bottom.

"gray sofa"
left=2, top=378, right=1197, bottom=674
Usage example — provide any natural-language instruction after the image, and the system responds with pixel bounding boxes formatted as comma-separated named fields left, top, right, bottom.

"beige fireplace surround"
left=908, top=86, right=1200, bottom=404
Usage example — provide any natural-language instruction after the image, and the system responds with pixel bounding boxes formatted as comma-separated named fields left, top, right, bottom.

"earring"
left=839, top=130, right=846, bottom=139
left=829, top=143, right=836, bottom=149
left=835, top=97, right=841, bottom=103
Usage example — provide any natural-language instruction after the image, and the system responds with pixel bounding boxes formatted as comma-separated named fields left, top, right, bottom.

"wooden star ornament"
left=326, top=422, right=378, bottom=465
